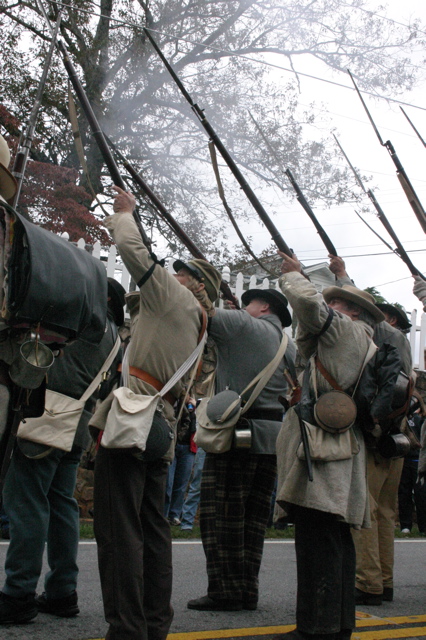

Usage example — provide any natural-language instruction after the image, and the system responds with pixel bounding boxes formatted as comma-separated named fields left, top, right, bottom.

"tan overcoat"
left=90, top=212, right=202, bottom=454
left=276, top=272, right=373, bottom=527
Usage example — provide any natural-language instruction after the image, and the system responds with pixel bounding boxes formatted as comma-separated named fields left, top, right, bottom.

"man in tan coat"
left=329, top=256, right=413, bottom=605
left=275, top=252, right=386, bottom=640
left=92, top=187, right=221, bottom=640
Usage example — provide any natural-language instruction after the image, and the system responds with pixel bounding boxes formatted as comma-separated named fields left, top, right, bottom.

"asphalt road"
left=0, top=538, right=425, bottom=640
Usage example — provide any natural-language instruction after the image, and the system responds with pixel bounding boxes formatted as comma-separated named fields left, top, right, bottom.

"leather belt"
left=243, top=408, right=283, bottom=422
left=117, top=364, right=176, bottom=407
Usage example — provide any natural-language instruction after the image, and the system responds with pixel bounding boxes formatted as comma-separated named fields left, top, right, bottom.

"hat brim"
left=0, top=164, right=17, bottom=201
left=173, top=260, right=203, bottom=281
left=241, top=289, right=292, bottom=327
left=376, top=303, right=411, bottom=330
left=323, top=286, right=385, bottom=323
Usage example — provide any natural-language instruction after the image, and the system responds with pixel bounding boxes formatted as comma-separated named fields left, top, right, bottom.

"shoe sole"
left=188, top=603, right=242, bottom=611
left=355, top=597, right=382, bottom=606
left=0, top=608, right=38, bottom=625
left=38, top=606, right=80, bottom=617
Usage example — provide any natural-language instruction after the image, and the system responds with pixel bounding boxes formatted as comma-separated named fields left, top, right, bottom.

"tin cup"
left=233, top=418, right=252, bottom=449
left=377, top=433, right=411, bottom=459
left=9, top=340, right=54, bottom=389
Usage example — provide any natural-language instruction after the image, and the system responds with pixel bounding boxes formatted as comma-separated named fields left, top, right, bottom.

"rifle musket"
left=144, top=27, right=293, bottom=258
left=247, top=112, right=338, bottom=257
left=105, top=135, right=240, bottom=307
left=334, top=135, right=425, bottom=280
left=348, top=69, right=426, bottom=235
left=11, top=10, right=62, bottom=211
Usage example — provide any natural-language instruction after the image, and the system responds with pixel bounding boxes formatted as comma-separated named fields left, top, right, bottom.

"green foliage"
left=364, top=286, right=387, bottom=304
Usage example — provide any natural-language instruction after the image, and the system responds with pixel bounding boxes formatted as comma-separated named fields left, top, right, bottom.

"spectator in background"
left=398, top=401, right=426, bottom=536
left=164, top=398, right=197, bottom=526
left=180, top=446, right=207, bottom=531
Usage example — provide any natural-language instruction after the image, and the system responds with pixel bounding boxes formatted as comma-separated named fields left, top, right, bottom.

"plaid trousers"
left=200, top=450, right=276, bottom=604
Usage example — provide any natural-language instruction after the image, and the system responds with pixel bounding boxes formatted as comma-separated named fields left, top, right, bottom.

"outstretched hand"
left=112, top=186, right=136, bottom=214
left=278, top=251, right=302, bottom=274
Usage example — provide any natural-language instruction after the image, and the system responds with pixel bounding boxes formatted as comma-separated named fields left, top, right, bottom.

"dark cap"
left=173, top=258, right=222, bottom=302
left=107, top=277, right=126, bottom=327
left=376, top=303, right=412, bottom=331
left=241, top=288, right=292, bottom=327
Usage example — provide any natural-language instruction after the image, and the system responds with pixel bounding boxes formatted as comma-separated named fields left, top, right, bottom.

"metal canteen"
left=9, top=339, right=54, bottom=389
left=314, top=390, right=357, bottom=434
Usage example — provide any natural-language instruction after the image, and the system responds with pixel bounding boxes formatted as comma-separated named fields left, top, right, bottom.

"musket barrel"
left=367, top=190, right=425, bottom=279
left=284, top=169, right=338, bottom=256
left=144, top=28, right=293, bottom=257
left=106, top=137, right=240, bottom=306
left=55, top=41, right=153, bottom=248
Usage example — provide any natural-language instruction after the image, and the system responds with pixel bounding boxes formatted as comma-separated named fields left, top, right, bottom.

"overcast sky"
left=222, top=0, right=426, bottom=318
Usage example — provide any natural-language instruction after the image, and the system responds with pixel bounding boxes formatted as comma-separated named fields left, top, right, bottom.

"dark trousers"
left=200, top=451, right=276, bottom=604
left=398, top=458, right=426, bottom=533
left=293, top=506, right=356, bottom=635
left=94, top=447, right=173, bottom=640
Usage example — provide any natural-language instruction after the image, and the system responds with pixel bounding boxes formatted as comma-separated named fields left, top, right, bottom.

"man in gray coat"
left=275, top=252, right=386, bottom=640
left=188, top=289, right=295, bottom=612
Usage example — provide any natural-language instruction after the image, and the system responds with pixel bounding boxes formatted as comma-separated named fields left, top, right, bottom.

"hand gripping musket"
left=104, top=135, right=239, bottom=307
left=36, top=0, right=152, bottom=250
left=143, top=28, right=294, bottom=258
left=333, top=134, right=425, bottom=280
left=400, top=107, right=426, bottom=149
left=348, top=70, right=426, bottom=235
left=248, top=112, right=338, bottom=257
left=10, top=12, right=63, bottom=211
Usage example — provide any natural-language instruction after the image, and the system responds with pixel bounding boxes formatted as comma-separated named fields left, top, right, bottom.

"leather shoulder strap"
left=314, top=356, right=343, bottom=391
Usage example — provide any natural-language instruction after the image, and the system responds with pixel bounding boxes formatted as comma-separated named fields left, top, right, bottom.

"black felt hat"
left=376, top=303, right=412, bottom=331
left=241, top=288, right=292, bottom=327
left=107, top=277, right=126, bottom=327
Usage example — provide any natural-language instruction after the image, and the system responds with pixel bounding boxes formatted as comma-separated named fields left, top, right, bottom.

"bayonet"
left=400, top=107, right=426, bottom=149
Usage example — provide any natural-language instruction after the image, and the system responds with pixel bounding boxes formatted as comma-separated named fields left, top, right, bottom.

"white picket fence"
left=72, top=237, right=426, bottom=371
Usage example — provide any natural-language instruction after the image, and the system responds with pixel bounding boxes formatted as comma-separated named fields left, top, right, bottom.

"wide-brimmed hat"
left=0, top=135, right=17, bottom=201
left=376, top=303, right=412, bottom=331
left=241, top=288, right=292, bottom=327
left=173, top=258, right=221, bottom=302
left=323, top=285, right=385, bottom=323
left=107, top=277, right=126, bottom=327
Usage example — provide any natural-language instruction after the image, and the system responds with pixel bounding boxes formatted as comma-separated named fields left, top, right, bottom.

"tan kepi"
left=323, top=284, right=385, bottom=323
left=0, top=134, right=17, bottom=200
